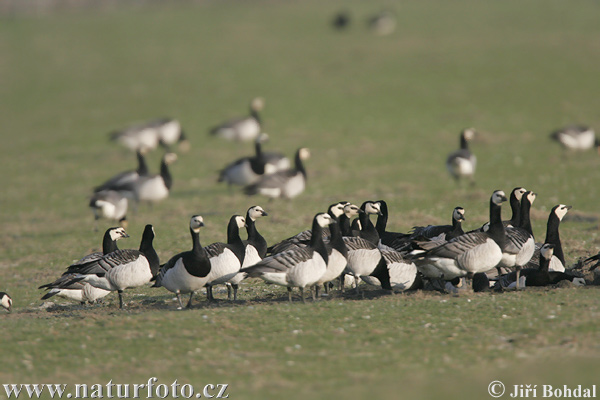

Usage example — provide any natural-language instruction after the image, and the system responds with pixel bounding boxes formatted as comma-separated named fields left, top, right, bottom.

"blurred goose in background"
left=128, top=152, right=178, bottom=204
left=218, top=133, right=290, bottom=187
left=332, top=10, right=350, bottom=30
left=226, top=206, right=269, bottom=301
left=39, top=227, right=129, bottom=303
left=58, top=225, right=160, bottom=309
left=446, top=128, right=477, bottom=185
left=152, top=215, right=210, bottom=309
left=242, top=213, right=334, bottom=303
left=368, top=9, right=396, bottom=35
left=204, top=215, right=247, bottom=301
left=89, top=190, right=128, bottom=229
left=210, top=97, right=264, bottom=142
left=244, top=147, right=310, bottom=199
left=0, top=292, right=12, bottom=312
left=94, top=149, right=149, bottom=194
left=526, top=204, right=571, bottom=272
left=550, top=125, right=599, bottom=152
left=110, top=118, right=188, bottom=152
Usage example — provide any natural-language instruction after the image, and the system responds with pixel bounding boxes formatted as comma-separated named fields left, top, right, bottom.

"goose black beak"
left=566, top=205, right=573, bottom=210
left=261, top=211, right=268, bottom=217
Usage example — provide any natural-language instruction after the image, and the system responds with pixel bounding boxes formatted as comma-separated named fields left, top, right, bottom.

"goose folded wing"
left=66, top=249, right=143, bottom=275
left=504, top=228, right=532, bottom=254
left=342, top=237, right=378, bottom=251
left=426, top=233, right=491, bottom=259
left=242, top=248, right=315, bottom=276
left=204, top=242, right=228, bottom=258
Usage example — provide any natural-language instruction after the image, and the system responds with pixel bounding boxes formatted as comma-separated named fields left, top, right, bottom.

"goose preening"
left=89, top=190, right=128, bottom=229
left=57, top=224, right=160, bottom=309
left=241, top=213, right=334, bottom=303
left=153, top=216, right=211, bottom=309
left=493, top=244, right=585, bottom=290
left=110, top=118, right=189, bottom=152
left=243, top=147, right=310, bottom=199
left=409, top=190, right=508, bottom=287
left=496, top=191, right=537, bottom=289
left=210, top=98, right=264, bottom=142
left=204, top=215, right=247, bottom=301
left=218, top=133, right=290, bottom=187
left=126, top=152, right=178, bottom=204
left=410, top=206, right=466, bottom=241
left=550, top=125, right=599, bottom=152
left=446, top=128, right=477, bottom=185
left=368, top=10, right=396, bottom=35
left=39, top=227, right=130, bottom=304
left=526, top=204, right=572, bottom=272
left=94, top=149, right=149, bottom=194
left=226, top=206, right=269, bottom=301
left=0, top=292, right=12, bottom=312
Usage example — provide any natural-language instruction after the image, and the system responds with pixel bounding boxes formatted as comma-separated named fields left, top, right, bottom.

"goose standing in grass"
left=496, top=191, right=537, bottom=289
left=550, top=125, right=599, bottom=152
left=0, top=292, right=12, bottom=312
left=361, top=249, right=421, bottom=292
left=351, top=201, right=383, bottom=246
left=218, top=133, right=290, bottom=187
left=152, top=216, right=210, bottom=309
left=446, top=128, right=477, bottom=185
left=110, top=118, right=188, bottom=152
left=204, top=215, right=247, bottom=301
left=373, top=200, right=411, bottom=249
left=526, top=204, right=571, bottom=272
left=127, top=153, right=178, bottom=204
left=243, top=148, right=310, bottom=199
left=94, top=149, right=149, bottom=194
left=342, top=236, right=385, bottom=294
left=410, top=190, right=508, bottom=286
left=58, top=224, right=160, bottom=309
left=89, top=190, right=129, bottom=230
left=226, top=206, right=269, bottom=301
left=242, top=213, right=334, bottom=303
left=210, top=98, right=264, bottom=142
left=39, top=227, right=130, bottom=304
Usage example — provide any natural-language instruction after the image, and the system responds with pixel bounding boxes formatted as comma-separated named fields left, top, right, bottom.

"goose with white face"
left=0, top=292, right=12, bottom=312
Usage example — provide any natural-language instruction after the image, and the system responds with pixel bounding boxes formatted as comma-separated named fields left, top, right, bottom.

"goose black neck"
left=227, top=218, right=246, bottom=263
left=539, top=252, right=551, bottom=273
left=545, top=213, right=565, bottom=265
left=102, top=229, right=120, bottom=254
left=328, top=214, right=347, bottom=257
left=136, top=151, right=148, bottom=175
left=245, top=214, right=267, bottom=258
left=160, top=158, right=173, bottom=190
left=519, top=196, right=534, bottom=237
left=509, top=192, right=521, bottom=227
left=295, top=149, right=307, bottom=178
left=375, top=200, right=388, bottom=236
left=359, top=209, right=379, bottom=245
left=451, top=218, right=464, bottom=235
left=339, top=214, right=353, bottom=236
left=139, top=225, right=160, bottom=277
left=487, top=199, right=506, bottom=249
left=310, top=219, right=329, bottom=264
left=460, top=133, right=469, bottom=150
left=250, top=108, right=261, bottom=125
left=254, top=140, right=263, bottom=159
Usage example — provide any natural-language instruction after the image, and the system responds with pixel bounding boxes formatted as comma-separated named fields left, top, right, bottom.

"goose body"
left=368, top=10, right=396, bottom=35
left=411, top=207, right=465, bottom=241
left=342, top=236, right=384, bottom=288
left=361, top=249, right=419, bottom=291
left=153, top=216, right=211, bottom=309
left=89, top=190, right=128, bottom=227
left=550, top=125, right=598, bottom=151
left=94, top=150, right=149, bottom=194
left=110, top=118, right=188, bottom=152
left=0, top=292, right=12, bottom=312
left=131, top=153, right=177, bottom=203
left=411, top=190, right=508, bottom=283
left=446, top=128, right=477, bottom=184
left=210, top=98, right=264, bottom=142
left=314, top=203, right=349, bottom=294
left=243, top=148, right=310, bottom=199
left=60, top=225, right=160, bottom=308
left=242, top=213, right=334, bottom=302
left=39, top=227, right=129, bottom=303
left=526, top=204, right=571, bottom=272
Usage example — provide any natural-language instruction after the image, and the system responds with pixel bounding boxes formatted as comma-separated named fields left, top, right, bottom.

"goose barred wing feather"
left=411, top=224, right=451, bottom=239
left=66, top=249, right=143, bottom=275
left=343, top=236, right=378, bottom=251
left=204, top=242, right=228, bottom=258
left=504, top=227, right=532, bottom=254
left=243, top=248, right=315, bottom=276
left=425, top=233, right=491, bottom=259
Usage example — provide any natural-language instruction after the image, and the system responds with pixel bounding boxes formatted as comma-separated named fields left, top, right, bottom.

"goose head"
left=525, top=191, right=537, bottom=206
left=364, top=201, right=383, bottom=216
left=512, top=187, right=527, bottom=202
left=298, top=148, right=311, bottom=161
left=163, top=152, right=178, bottom=165
left=328, top=202, right=349, bottom=219
left=343, top=203, right=362, bottom=218
left=109, top=227, right=130, bottom=241
left=250, top=97, right=265, bottom=112
left=315, top=213, right=335, bottom=228
left=247, top=206, right=268, bottom=221
left=491, top=190, right=508, bottom=205
left=553, top=204, right=572, bottom=221
left=539, top=243, right=555, bottom=260
left=235, top=215, right=247, bottom=229
left=453, top=207, right=466, bottom=222
left=462, top=128, right=477, bottom=141
left=190, top=215, right=205, bottom=233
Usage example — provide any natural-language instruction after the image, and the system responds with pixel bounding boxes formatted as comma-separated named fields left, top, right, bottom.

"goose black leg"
left=314, top=285, right=320, bottom=299
left=287, top=287, right=293, bottom=302
left=515, top=267, right=522, bottom=290
left=300, top=287, right=306, bottom=304
left=232, top=284, right=239, bottom=301
left=176, top=293, right=184, bottom=309
left=118, top=290, right=124, bottom=309
left=226, top=284, right=233, bottom=300
left=186, top=292, right=195, bottom=308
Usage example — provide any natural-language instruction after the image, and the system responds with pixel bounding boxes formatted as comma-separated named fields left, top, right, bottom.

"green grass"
left=1, top=1, right=600, bottom=399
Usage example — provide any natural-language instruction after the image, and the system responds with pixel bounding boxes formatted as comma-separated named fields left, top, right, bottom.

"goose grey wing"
left=204, top=242, right=228, bottom=258
left=243, top=248, right=314, bottom=276
left=427, top=233, right=490, bottom=259
left=504, top=227, right=532, bottom=254
left=67, top=249, right=142, bottom=275
left=343, top=237, right=378, bottom=251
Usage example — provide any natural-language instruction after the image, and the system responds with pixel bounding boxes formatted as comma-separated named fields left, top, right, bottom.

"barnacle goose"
left=94, top=149, right=149, bottom=194
left=242, top=213, right=334, bottom=303
left=340, top=203, right=362, bottom=236
left=314, top=203, right=349, bottom=296
left=360, top=249, right=421, bottom=292
left=210, top=98, right=264, bottom=142
left=332, top=10, right=350, bottom=30
left=153, top=216, right=211, bottom=309
left=342, top=236, right=386, bottom=294
left=493, top=244, right=585, bottom=289
left=550, top=125, right=599, bottom=152
left=127, top=153, right=178, bottom=204
left=373, top=200, right=412, bottom=249
left=89, top=190, right=128, bottom=229
left=204, top=215, right=247, bottom=301
left=526, top=204, right=571, bottom=272
left=218, top=133, right=290, bottom=187
left=226, top=206, right=269, bottom=301
left=39, top=227, right=130, bottom=304
left=243, top=148, right=310, bottom=199
left=110, top=118, right=188, bottom=152
left=411, top=207, right=465, bottom=241
left=410, top=190, right=508, bottom=286
left=59, top=224, right=160, bottom=309
left=368, top=10, right=396, bottom=35
left=352, top=201, right=383, bottom=246
left=0, top=292, right=12, bottom=312
left=446, top=128, right=477, bottom=185
left=496, top=191, right=537, bottom=289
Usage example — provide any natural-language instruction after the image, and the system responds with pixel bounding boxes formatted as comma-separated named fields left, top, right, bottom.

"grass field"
left=1, top=1, right=600, bottom=399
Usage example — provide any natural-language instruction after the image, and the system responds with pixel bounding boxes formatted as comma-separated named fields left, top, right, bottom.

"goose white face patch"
left=540, top=244, right=554, bottom=260
left=248, top=206, right=267, bottom=221
left=190, top=215, right=205, bottom=231
left=453, top=207, right=465, bottom=221
left=554, top=204, right=570, bottom=221
left=527, top=192, right=537, bottom=205
left=365, top=202, right=381, bottom=215
left=492, top=190, right=507, bottom=205
left=299, top=148, right=311, bottom=160
left=316, top=213, right=334, bottom=228
left=235, top=216, right=247, bottom=229
left=514, top=188, right=527, bottom=201
left=109, top=227, right=128, bottom=241
left=330, top=203, right=346, bottom=218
